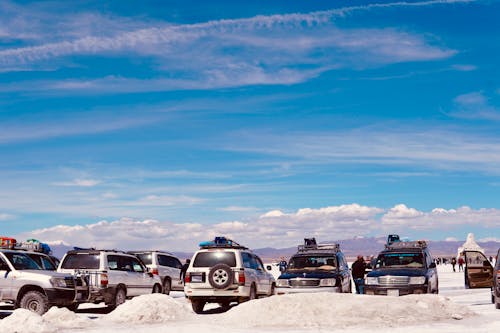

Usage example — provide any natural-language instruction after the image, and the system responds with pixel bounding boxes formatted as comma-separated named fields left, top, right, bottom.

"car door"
left=464, top=250, right=494, bottom=288
left=425, top=251, right=438, bottom=291
left=337, top=254, right=350, bottom=292
left=128, top=256, right=154, bottom=295
left=0, top=255, right=12, bottom=300
left=166, top=256, right=183, bottom=289
left=251, top=254, right=270, bottom=294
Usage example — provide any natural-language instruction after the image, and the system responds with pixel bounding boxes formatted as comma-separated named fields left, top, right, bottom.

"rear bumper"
left=276, top=286, right=339, bottom=295
left=364, top=284, right=428, bottom=296
left=185, top=285, right=250, bottom=299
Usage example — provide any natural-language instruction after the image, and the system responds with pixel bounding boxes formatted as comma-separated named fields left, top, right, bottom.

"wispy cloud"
left=449, top=91, right=500, bottom=121
left=0, top=213, right=15, bottom=221
left=0, top=0, right=467, bottom=91
left=52, top=179, right=101, bottom=187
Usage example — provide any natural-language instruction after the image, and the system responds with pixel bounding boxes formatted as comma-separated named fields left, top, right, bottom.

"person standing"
left=279, top=257, right=288, bottom=272
left=458, top=256, right=465, bottom=272
left=351, top=255, right=367, bottom=294
left=180, top=258, right=191, bottom=284
left=451, top=257, right=457, bottom=272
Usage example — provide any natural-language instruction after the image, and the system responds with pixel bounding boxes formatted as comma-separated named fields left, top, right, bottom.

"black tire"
left=427, top=283, right=433, bottom=294
left=163, top=278, right=171, bottom=295
left=66, top=303, right=79, bottom=312
left=268, top=283, right=275, bottom=296
left=219, top=301, right=231, bottom=310
left=248, top=284, right=257, bottom=301
left=110, top=287, right=126, bottom=309
left=153, top=284, right=162, bottom=293
left=208, top=264, right=233, bottom=290
left=191, top=299, right=205, bottom=314
left=19, top=290, right=50, bottom=315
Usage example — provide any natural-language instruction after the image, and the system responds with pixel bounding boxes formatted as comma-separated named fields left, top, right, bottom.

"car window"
left=193, top=251, right=236, bottom=267
left=27, top=254, right=57, bottom=270
left=4, top=252, right=42, bottom=270
left=61, top=253, right=100, bottom=269
left=376, top=253, right=424, bottom=268
left=158, top=254, right=180, bottom=268
left=251, top=254, right=264, bottom=270
left=241, top=252, right=252, bottom=269
left=130, top=257, right=145, bottom=273
left=172, top=257, right=182, bottom=269
left=288, top=255, right=337, bottom=270
left=135, top=253, right=153, bottom=265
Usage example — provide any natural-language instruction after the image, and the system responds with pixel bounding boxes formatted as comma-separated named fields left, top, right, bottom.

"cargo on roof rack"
left=385, top=240, right=427, bottom=250
left=198, top=236, right=248, bottom=249
left=297, top=237, right=341, bottom=253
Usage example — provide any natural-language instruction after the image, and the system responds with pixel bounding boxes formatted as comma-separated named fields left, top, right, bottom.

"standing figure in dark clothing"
left=451, top=257, right=457, bottom=272
left=351, top=255, right=367, bottom=294
left=180, top=259, right=191, bottom=284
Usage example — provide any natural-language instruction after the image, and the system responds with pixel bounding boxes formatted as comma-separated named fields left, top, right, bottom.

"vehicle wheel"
left=153, top=284, right=162, bottom=293
left=248, top=284, right=257, bottom=301
left=268, top=283, right=275, bottom=296
left=163, top=278, right=171, bottom=295
left=347, top=280, right=352, bottom=294
left=111, top=287, right=126, bottom=309
left=191, top=299, right=205, bottom=314
left=19, top=290, right=50, bottom=315
left=495, top=298, right=500, bottom=310
left=66, top=303, right=79, bottom=311
left=208, top=264, right=233, bottom=290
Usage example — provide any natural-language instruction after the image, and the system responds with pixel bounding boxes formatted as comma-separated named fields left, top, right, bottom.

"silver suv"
left=129, top=251, right=184, bottom=294
left=0, top=249, right=80, bottom=314
left=184, top=237, right=275, bottom=313
left=58, top=249, right=162, bottom=309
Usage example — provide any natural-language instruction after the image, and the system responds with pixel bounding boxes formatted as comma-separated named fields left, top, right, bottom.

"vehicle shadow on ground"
left=75, top=306, right=114, bottom=315
left=199, top=304, right=237, bottom=315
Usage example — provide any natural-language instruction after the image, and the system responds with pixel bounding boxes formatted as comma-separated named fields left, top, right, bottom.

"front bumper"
left=45, top=288, right=77, bottom=306
left=364, top=284, right=428, bottom=296
left=276, top=286, right=340, bottom=295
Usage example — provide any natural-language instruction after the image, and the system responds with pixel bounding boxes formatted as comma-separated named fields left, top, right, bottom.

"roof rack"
left=385, top=240, right=427, bottom=250
left=0, top=238, right=52, bottom=255
left=199, top=236, right=248, bottom=250
left=297, top=238, right=340, bottom=253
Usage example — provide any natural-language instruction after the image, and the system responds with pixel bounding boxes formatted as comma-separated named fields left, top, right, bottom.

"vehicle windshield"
left=4, top=252, right=42, bottom=270
left=61, top=253, right=100, bottom=269
left=288, top=255, right=337, bottom=271
left=134, top=253, right=153, bottom=265
left=193, top=251, right=236, bottom=267
left=27, top=253, right=57, bottom=270
left=376, top=253, right=424, bottom=268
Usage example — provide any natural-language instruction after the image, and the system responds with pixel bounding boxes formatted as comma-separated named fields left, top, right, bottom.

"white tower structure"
left=457, top=233, right=484, bottom=257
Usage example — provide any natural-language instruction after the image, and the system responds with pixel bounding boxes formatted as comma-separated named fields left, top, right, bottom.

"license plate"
left=191, top=275, right=203, bottom=282
left=387, top=289, right=399, bottom=296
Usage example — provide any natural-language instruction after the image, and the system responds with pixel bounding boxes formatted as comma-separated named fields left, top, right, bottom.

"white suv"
left=184, top=237, right=275, bottom=313
left=58, top=249, right=162, bottom=309
left=129, top=251, right=184, bottom=294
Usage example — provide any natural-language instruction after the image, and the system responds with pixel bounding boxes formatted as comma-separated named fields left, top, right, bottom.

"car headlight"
left=409, top=276, right=426, bottom=285
left=365, top=277, right=378, bottom=285
left=50, top=277, right=69, bottom=288
left=319, top=278, right=336, bottom=287
left=276, top=279, right=289, bottom=287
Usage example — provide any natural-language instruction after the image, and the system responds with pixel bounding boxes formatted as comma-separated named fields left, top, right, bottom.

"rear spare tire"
left=208, top=264, right=233, bottom=289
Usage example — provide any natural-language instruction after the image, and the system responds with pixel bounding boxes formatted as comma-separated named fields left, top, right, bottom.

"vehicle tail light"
left=100, top=273, right=108, bottom=287
left=151, top=268, right=159, bottom=275
left=238, top=271, right=245, bottom=286
left=185, top=273, right=191, bottom=283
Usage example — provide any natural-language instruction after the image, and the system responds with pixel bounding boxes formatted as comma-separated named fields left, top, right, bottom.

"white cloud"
left=0, top=213, right=15, bottom=221
left=53, top=179, right=101, bottom=187
left=218, top=206, right=259, bottom=213
left=445, top=237, right=458, bottom=242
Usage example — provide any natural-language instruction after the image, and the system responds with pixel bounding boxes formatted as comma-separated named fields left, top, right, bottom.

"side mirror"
left=429, top=263, right=436, bottom=269
left=266, top=265, right=272, bottom=271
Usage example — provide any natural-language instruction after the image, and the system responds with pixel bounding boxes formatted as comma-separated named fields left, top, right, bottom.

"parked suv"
left=0, top=249, right=80, bottom=314
left=365, top=239, right=438, bottom=296
left=462, top=248, right=498, bottom=309
left=129, top=250, right=184, bottom=294
left=58, top=249, right=162, bottom=309
left=275, top=238, right=351, bottom=294
left=184, top=237, right=275, bottom=313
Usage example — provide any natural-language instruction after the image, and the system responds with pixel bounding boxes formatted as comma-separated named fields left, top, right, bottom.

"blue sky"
left=1, top=0, right=500, bottom=251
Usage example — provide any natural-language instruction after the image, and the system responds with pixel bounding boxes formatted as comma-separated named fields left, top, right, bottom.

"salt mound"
left=216, top=293, right=475, bottom=329
left=0, top=309, right=51, bottom=333
left=42, top=306, right=93, bottom=329
left=103, top=294, right=194, bottom=324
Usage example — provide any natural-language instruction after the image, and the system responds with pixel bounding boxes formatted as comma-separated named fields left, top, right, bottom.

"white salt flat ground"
left=0, top=263, right=498, bottom=333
